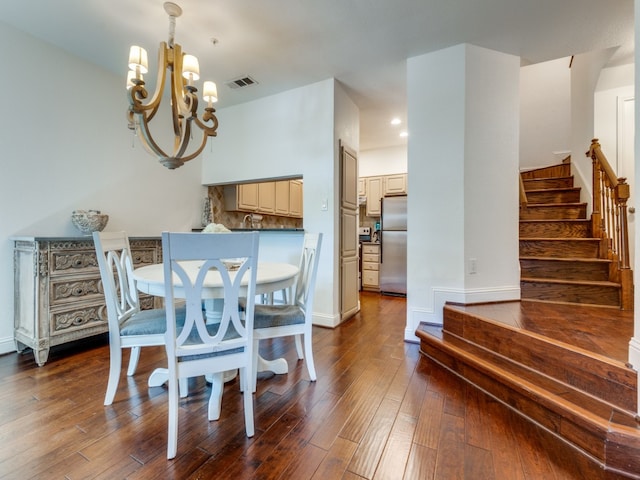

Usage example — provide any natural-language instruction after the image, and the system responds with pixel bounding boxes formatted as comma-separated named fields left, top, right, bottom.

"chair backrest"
left=93, top=231, right=140, bottom=330
left=292, top=233, right=323, bottom=312
left=161, top=231, right=260, bottom=360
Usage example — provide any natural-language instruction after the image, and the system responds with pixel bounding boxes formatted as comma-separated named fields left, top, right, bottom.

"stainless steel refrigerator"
left=379, top=195, right=407, bottom=296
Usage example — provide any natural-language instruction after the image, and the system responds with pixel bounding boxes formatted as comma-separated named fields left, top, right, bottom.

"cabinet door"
left=238, top=184, right=259, bottom=211
left=275, top=181, right=290, bottom=216
left=365, top=176, right=383, bottom=216
left=289, top=180, right=303, bottom=218
left=384, top=173, right=407, bottom=195
left=358, top=178, right=366, bottom=197
left=257, top=182, right=275, bottom=214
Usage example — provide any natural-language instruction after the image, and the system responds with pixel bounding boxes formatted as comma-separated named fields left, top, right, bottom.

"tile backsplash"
left=207, top=185, right=303, bottom=230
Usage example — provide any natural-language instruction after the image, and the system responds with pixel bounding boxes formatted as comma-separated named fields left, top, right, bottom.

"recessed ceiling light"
left=399, top=131, right=408, bottom=138
left=391, top=118, right=401, bottom=125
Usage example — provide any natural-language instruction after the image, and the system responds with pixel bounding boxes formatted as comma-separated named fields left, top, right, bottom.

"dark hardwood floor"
left=0, top=292, right=628, bottom=479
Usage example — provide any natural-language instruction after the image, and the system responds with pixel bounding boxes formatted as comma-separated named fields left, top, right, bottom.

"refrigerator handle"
left=379, top=199, right=383, bottom=263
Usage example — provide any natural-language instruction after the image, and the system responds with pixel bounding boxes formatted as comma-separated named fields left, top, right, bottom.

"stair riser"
left=520, top=205, right=587, bottom=220
left=520, top=240, right=600, bottom=258
left=418, top=338, right=640, bottom=476
left=521, top=281, right=620, bottom=306
left=523, top=177, right=574, bottom=190
left=521, top=164, right=571, bottom=180
left=525, top=190, right=581, bottom=204
left=419, top=341, right=609, bottom=463
left=520, top=259, right=610, bottom=281
left=519, top=221, right=591, bottom=238
left=443, top=307, right=636, bottom=411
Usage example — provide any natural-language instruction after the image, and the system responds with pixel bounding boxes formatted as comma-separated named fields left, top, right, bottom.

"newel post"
left=588, top=139, right=603, bottom=240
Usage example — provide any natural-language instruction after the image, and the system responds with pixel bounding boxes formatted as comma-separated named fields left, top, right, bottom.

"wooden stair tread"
left=520, top=256, right=610, bottom=264
left=519, top=219, right=590, bottom=223
left=525, top=202, right=587, bottom=207
left=521, top=277, right=621, bottom=288
left=524, top=187, right=580, bottom=193
left=417, top=327, right=639, bottom=434
left=520, top=237, right=600, bottom=241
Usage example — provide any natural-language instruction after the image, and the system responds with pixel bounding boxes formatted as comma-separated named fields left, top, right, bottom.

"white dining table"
left=133, top=260, right=299, bottom=387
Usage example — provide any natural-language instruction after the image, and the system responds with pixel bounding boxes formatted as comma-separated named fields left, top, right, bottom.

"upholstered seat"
left=253, top=304, right=305, bottom=328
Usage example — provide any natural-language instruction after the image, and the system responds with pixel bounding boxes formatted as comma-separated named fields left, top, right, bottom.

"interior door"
left=340, top=141, right=360, bottom=320
left=619, top=96, right=635, bottom=266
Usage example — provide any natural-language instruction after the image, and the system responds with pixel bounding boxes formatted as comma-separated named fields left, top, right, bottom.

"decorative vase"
left=71, top=210, right=109, bottom=235
left=202, top=197, right=213, bottom=227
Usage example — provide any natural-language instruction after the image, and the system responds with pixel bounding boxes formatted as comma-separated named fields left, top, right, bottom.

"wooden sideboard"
left=12, top=236, right=162, bottom=366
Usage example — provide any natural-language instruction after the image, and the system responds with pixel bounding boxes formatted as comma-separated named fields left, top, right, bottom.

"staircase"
left=519, top=162, right=623, bottom=308
left=416, top=302, right=640, bottom=479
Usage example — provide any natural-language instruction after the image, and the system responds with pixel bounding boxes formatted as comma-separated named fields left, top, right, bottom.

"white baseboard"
left=407, top=285, right=521, bottom=341
left=0, top=336, right=16, bottom=356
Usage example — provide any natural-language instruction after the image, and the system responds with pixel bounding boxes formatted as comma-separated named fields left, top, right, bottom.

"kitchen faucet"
left=242, top=214, right=252, bottom=229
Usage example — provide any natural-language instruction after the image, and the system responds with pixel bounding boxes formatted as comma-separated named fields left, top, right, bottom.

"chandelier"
left=126, top=2, right=218, bottom=170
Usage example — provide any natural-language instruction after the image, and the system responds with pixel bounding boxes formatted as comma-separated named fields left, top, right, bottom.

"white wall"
left=570, top=48, right=618, bottom=207
left=406, top=44, right=521, bottom=340
left=519, top=58, right=572, bottom=169
left=359, top=146, right=407, bottom=177
left=0, top=22, right=207, bottom=354
left=594, top=64, right=635, bottom=166
left=201, top=78, right=358, bottom=327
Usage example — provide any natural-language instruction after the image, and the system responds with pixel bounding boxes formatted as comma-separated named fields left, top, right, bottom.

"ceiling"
left=0, top=0, right=633, bottom=151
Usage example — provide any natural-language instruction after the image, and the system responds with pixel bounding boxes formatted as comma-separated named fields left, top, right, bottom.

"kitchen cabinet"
left=384, top=173, right=407, bottom=195
left=365, top=176, right=383, bottom=216
left=361, top=243, right=380, bottom=291
left=257, top=181, right=276, bottom=214
left=225, top=183, right=259, bottom=211
left=289, top=180, right=303, bottom=218
left=225, top=179, right=303, bottom=218
left=358, top=178, right=366, bottom=197
left=275, top=181, right=290, bottom=216
left=13, top=236, right=162, bottom=366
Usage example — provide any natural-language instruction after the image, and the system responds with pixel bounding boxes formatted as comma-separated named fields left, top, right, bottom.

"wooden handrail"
left=519, top=174, right=528, bottom=209
left=586, top=138, right=633, bottom=310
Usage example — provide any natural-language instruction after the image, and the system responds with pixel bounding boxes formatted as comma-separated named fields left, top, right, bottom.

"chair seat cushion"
left=253, top=304, right=305, bottom=329
left=121, top=306, right=186, bottom=336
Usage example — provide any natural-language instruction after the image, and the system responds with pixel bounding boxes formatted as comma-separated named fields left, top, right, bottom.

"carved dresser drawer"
left=13, top=236, right=161, bottom=366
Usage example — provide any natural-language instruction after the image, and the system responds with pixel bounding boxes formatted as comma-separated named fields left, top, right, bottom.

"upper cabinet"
left=225, top=179, right=303, bottom=218
left=257, top=182, right=276, bottom=214
left=274, top=181, right=290, bottom=216
left=360, top=173, right=407, bottom=217
left=289, top=180, right=303, bottom=218
left=383, top=173, right=407, bottom=196
left=358, top=178, right=366, bottom=197
left=365, top=176, right=383, bottom=216
left=238, top=183, right=259, bottom=211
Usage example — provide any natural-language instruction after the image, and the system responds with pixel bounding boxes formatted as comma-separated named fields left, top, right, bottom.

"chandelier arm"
left=191, top=108, right=219, bottom=137
left=133, top=112, right=171, bottom=160
left=127, top=43, right=170, bottom=124
left=175, top=130, right=211, bottom=164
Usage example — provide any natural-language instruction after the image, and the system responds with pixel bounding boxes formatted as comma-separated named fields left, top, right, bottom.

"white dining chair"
left=162, top=231, right=259, bottom=460
left=251, top=232, right=322, bottom=392
left=93, top=231, right=186, bottom=406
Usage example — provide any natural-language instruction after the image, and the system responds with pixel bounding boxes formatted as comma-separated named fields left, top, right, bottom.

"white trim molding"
left=406, top=285, right=521, bottom=342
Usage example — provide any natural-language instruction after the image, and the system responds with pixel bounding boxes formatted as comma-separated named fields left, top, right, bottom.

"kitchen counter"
left=230, top=228, right=304, bottom=232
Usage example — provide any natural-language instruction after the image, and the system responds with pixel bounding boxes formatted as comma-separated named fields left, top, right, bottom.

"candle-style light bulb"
left=128, top=46, right=148, bottom=79
left=182, top=54, right=200, bottom=86
left=203, top=81, right=218, bottom=107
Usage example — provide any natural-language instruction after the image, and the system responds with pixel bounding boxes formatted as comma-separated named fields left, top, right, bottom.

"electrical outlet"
left=469, top=258, right=477, bottom=275
left=321, top=198, right=328, bottom=211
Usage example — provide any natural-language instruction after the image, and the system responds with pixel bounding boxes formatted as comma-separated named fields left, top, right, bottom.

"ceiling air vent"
left=225, top=76, right=259, bottom=89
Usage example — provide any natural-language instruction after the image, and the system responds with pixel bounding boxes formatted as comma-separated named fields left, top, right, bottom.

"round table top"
left=133, top=261, right=299, bottom=298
